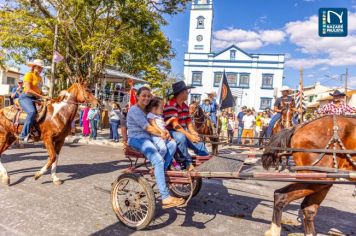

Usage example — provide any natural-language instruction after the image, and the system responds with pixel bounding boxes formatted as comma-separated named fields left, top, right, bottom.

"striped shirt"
left=163, top=98, right=192, bottom=130
left=318, top=101, right=355, bottom=115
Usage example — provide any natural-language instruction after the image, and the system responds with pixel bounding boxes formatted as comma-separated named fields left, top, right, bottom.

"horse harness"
left=311, top=115, right=356, bottom=169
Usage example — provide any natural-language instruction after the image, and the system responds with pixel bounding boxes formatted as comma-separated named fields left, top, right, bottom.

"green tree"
left=0, top=0, right=189, bottom=89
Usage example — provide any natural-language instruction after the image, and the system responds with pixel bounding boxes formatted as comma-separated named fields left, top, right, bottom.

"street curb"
left=65, top=136, right=123, bottom=148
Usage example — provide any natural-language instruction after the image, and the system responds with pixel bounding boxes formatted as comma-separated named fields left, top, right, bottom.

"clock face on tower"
left=196, top=35, right=203, bottom=42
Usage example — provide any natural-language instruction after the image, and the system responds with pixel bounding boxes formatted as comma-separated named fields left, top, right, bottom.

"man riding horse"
left=163, top=81, right=209, bottom=171
left=318, top=90, right=355, bottom=115
left=266, top=85, right=298, bottom=138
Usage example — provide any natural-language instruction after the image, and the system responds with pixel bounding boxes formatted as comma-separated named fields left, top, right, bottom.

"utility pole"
left=345, top=67, right=348, bottom=102
left=299, top=67, right=303, bottom=123
left=49, top=19, right=59, bottom=98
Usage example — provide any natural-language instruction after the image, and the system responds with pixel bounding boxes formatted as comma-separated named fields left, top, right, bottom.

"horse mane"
left=53, top=90, right=69, bottom=103
left=261, top=127, right=296, bottom=170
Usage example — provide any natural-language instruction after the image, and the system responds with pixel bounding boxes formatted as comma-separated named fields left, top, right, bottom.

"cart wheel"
left=169, top=178, right=202, bottom=199
left=111, top=173, right=156, bottom=230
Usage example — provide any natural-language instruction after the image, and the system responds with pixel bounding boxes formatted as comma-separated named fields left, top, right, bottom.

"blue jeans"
left=19, top=94, right=36, bottom=138
left=237, top=126, right=243, bottom=144
left=128, top=137, right=170, bottom=200
left=169, top=131, right=209, bottom=166
left=110, top=120, right=120, bottom=140
left=151, top=136, right=176, bottom=170
left=266, top=113, right=298, bottom=137
left=79, top=110, right=83, bottom=127
left=90, top=119, right=98, bottom=139
left=210, top=113, right=217, bottom=127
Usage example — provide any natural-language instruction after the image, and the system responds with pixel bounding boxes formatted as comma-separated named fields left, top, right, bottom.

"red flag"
left=129, top=87, right=136, bottom=107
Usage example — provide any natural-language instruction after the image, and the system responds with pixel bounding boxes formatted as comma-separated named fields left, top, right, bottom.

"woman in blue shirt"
left=127, top=86, right=184, bottom=209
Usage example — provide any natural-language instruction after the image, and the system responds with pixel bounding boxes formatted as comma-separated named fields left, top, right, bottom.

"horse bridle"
left=191, top=105, right=208, bottom=125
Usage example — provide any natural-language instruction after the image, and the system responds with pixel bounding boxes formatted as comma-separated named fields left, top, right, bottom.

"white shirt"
left=147, top=112, right=166, bottom=131
left=228, top=119, right=235, bottom=130
left=242, top=114, right=255, bottom=129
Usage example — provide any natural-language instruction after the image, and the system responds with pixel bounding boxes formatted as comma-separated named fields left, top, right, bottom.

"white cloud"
left=284, top=12, right=356, bottom=69
left=348, top=76, right=356, bottom=88
left=212, top=28, right=285, bottom=51
left=285, top=58, right=329, bottom=69
left=319, top=66, right=329, bottom=71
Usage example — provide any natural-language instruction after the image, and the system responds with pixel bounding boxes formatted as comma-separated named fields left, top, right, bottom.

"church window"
left=197, top=16, right=205, bottom=29
left=230, top=50, right=236, bottom=60
left=192, top=71, right=203, bottom=86
left=226, top=73, right=238, bottom=87
left=260, top=98, right=272, bottom=110
left=190, top=94, right=201, bottom=103
left=213, top=72, right=222, bottom=87
left=239, top=73, right=250, bottom=87
left=262, top=74, right=274, bottom=89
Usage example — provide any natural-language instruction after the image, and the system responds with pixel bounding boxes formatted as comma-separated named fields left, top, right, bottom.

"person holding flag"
left=206, top=91, right=218, bottom=127
left=217, top=71, right=235, bottom=110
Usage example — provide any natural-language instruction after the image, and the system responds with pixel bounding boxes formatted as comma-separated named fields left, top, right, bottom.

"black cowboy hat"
left=329, top=90, right=346, bottom=97
left=169, top=81, right=195, bottom=96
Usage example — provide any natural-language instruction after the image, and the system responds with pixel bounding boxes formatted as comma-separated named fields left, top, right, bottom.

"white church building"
left=184, top=0, right=285, bottom=111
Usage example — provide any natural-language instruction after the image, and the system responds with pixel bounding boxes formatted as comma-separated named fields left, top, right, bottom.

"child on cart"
left=146, top=97, right=180, bottom=170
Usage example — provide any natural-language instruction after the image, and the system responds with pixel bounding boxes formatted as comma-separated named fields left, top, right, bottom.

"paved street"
left=0, top=143, right=355, bottom=236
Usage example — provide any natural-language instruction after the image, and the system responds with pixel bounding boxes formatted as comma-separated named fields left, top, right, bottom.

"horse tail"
left=261, top=127, right=296, bottom=170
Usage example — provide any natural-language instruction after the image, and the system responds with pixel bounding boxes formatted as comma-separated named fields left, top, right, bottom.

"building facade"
left=184, top=0, right=285, bottom=111
left=0, top=66, right=22, bottom=95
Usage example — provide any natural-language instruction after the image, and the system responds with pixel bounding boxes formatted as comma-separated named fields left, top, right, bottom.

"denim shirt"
left=127, top=105, right=151, bottom=139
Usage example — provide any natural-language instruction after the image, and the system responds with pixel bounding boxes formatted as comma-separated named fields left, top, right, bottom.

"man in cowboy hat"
left=206, top=91, right=218, bottom=127
left=318, top=90, right=355, bottom=115
left=266, top=85, right=298, bottom=137
left=10, top=79, right=23, bottom=105
left=18, top=59, right=48, bottom=141
left=163, top=81, right=209, bottom=171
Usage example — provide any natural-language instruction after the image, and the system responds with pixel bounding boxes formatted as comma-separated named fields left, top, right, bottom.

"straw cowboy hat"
left=280, top=85, right=292, bottom=92
left=206, top=91, right=217, bottom=96
left=169, top=81, right=195, bottom=96
left=26, top=59, right=45, bottom=68
left=329, top=90, right=346, bottom=97
left=202, top=94, right=211, bottom=102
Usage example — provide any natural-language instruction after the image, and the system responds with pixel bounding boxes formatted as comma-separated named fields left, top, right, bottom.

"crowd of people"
left=198, top=85, right=355, bottom=146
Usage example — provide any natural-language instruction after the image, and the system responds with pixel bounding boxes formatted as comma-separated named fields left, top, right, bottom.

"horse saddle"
left=3, top=99, right=47, bottom=126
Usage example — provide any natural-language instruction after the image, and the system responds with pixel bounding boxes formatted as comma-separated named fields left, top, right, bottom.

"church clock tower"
left=187, top=0, right=213, bottom=53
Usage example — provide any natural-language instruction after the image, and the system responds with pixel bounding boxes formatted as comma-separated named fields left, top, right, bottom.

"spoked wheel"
left=169, top=177, right=202, bottom=199
left=111, top=173, right=155, bottom=230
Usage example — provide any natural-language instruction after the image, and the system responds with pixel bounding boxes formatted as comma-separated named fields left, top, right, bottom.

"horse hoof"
left=1, top=176, right=10, bottom=185
left=34, top=172, right=42, bottom=180
left=53, top=179, right=63, bottom=185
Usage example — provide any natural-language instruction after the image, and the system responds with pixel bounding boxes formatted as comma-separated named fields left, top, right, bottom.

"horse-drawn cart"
left=111, top=143, right=356, bottom=230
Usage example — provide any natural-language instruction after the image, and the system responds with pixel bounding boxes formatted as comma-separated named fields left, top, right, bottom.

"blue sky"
left=162, top=0, right=356, bottom=90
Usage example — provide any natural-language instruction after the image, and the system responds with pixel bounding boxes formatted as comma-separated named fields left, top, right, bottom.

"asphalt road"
left=0, top=143, right=355, bottom=236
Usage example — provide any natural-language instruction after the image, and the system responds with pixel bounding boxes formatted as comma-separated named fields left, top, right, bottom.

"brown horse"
left=262, top=115, right=356, bottom=236
left=272, top=100, right=296, bottom=135
left=189, top=102, right=219, bottom=155
left=0, top=82, right=98, bottom=185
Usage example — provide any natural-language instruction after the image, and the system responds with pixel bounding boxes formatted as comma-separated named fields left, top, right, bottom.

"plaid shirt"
left=318, top=101, right=355, bottom=115
left=163, top=98, right=192, bottom=130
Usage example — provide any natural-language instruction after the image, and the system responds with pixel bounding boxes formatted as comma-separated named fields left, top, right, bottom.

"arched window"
left=197, top=16, right=205, bottom=29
